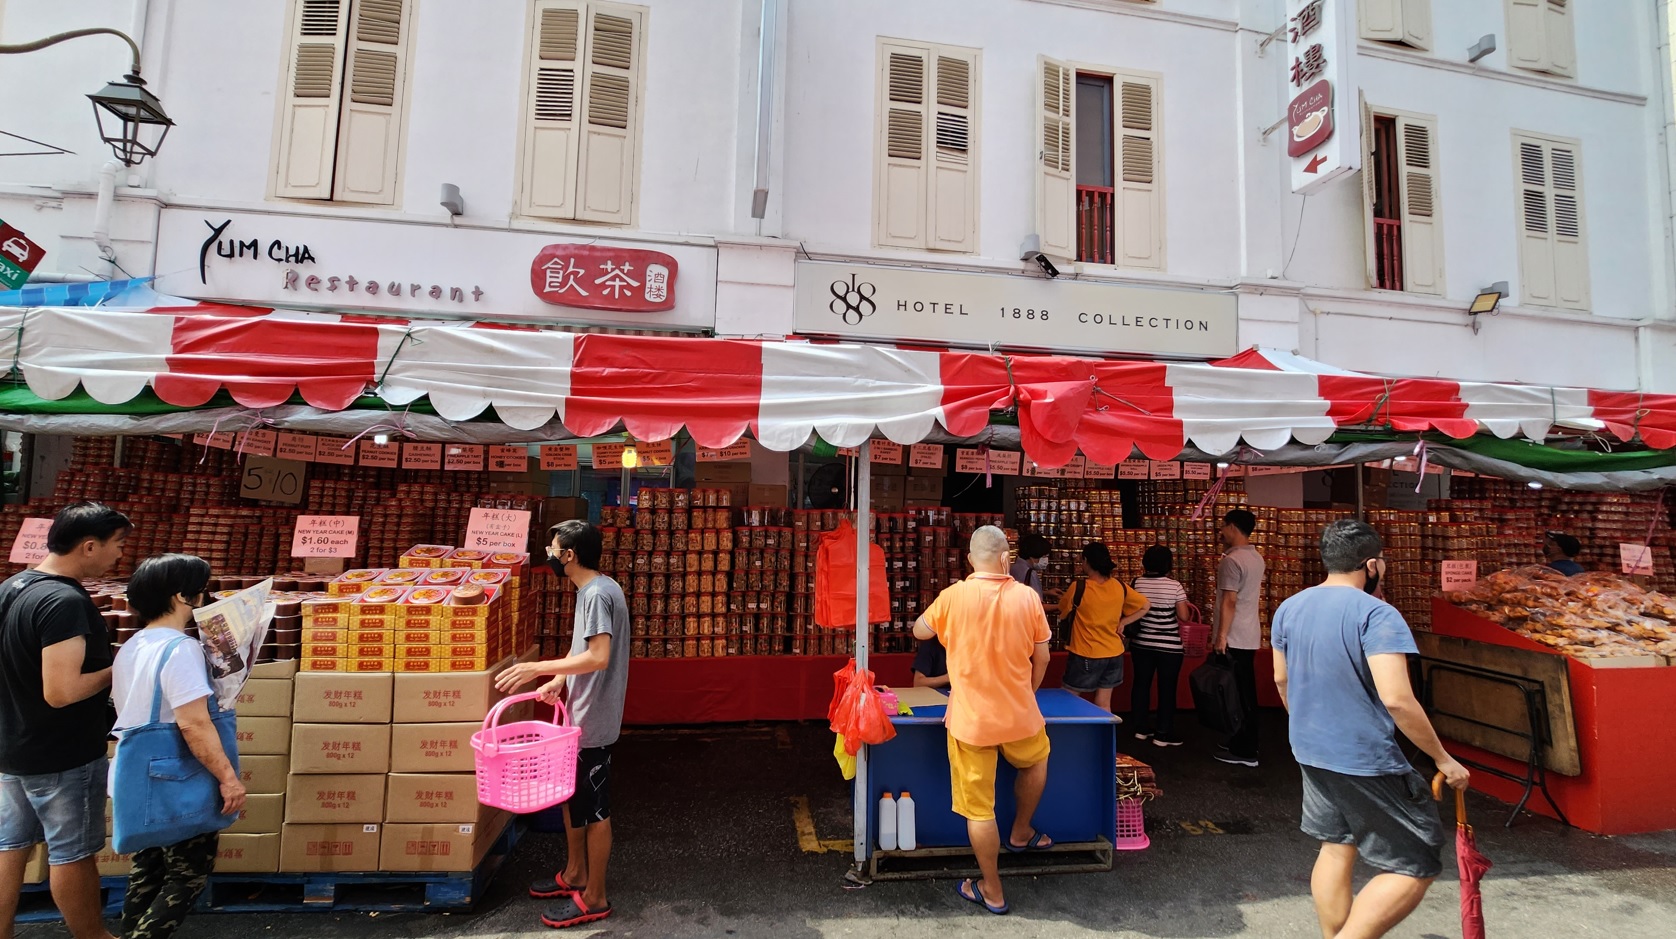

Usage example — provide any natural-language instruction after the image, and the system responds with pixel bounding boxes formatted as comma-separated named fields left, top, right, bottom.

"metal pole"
left=852, top=440, right=872, bottom=864
left=1355, top=463, right=1366, bottom=521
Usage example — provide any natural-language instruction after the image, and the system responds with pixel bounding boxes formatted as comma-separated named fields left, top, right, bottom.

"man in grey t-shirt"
left=1213, top=509, right=1265, bottom=767
left=495, top=520, right=629, bottom=930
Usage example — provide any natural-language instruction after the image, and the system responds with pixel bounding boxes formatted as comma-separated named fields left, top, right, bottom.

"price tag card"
left=639, top=440, right=676, bottom=466
left=955, top=449, right=987, bottom=474
left=194, top=432, right=235, bottom=450
left=1065, top=455, right=1087, bottom=478
left=836, top=447, right=859, bottom=458
left=314, top=436, right=357, bottom=466
left=1250, top=465, right=1290, bottom=477
left=909, top=443, right=945, bottom=470
left=1024, top=461, right=1065, bottom=478
left=402, top=442, right=443, bottom=470
left=241, top=455, right=307, bottom=505
left=1621, top=543, right=1655, bottom=575
left=593, top=442, right=626, bottom=469
left=870, top=441, right=905, bottom=465
left=1440, top=560, right=1478, bottom=590
left=1149, top=461, right=1182, bottom=480
left=988, top=451, right=1022, bottom=476
left=540, top=444, right=579, bottom=471
left=1118, top=461, right=1150, bottom=480
left=292, top=516, right=360, bottom=558
left=1183, top=463, right=1214, bottom=480
left=445, top=444, right=485, bottom=472
left=240, top=429, right=278, bottom=458
left=276, top=433, right=318, bottom=462
left=358, top=440, right=400, bottom=468
left=465, top=507, right=532, bottom=552
left=488, top=445, right=528, bottom=473
left=1221, top=465, right=1248, bottom=478
left=9, top=517, right=51, bottom=565
left=1083, top=461, right=1116, bottom=479
left=697, top=441, right=752, bottom=462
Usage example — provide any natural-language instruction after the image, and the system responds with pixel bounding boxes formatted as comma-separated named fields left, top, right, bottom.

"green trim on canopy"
left=0, top=384, right=443, bottom=417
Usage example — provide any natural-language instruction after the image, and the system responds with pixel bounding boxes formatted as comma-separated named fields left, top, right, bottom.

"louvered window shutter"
left=1515, top=137, right=1557, bottom=306
left=1036, top=56, right=1075, bottom=260
left=1548, top=143, right=1589, bottom=308
left=520, top=2, right=583, bottom=219
left=1396, top=116, right=1441, bottom=295
left=332, top=0, right=411, bottom=205
left=875, top=43, right=929, bottom=249
left=575, top=3, right=642, bottom=224
left=1400, top=0, right=1433, bottom=51
left=1115, top=74, right=1161, bottom=270
left=926, top=50, right=978, bottom=253
left=1360, top=0, right=1403, bottom=43
left=1545, top=0, right=1576, bottom=77
left=1360, top=93, right=1379, bottom=288
left=275, top=0, right=350, bottom=199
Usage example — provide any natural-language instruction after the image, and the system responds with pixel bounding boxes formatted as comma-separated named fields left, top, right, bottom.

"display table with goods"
left=1429, top=567, right=1676, bottom=835
left=860, top=689, right=1146, bottom=880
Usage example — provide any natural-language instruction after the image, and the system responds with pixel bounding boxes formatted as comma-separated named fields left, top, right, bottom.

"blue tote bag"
left=111, top=635, right=241, bottom=854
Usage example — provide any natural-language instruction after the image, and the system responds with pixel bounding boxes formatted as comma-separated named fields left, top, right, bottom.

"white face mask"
left=1032, top=557, right=1050, bottom=571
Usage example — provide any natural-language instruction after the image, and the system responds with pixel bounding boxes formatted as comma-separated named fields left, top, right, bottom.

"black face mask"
left=1363, top=563, right=1382, bottom=596
left=547, top=555, right=567, bottom=579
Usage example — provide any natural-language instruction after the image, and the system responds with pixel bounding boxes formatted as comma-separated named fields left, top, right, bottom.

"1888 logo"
left=828, top=273, right=877, bottom=325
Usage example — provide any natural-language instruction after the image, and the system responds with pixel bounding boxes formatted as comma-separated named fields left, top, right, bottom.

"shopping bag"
left=828, top=658, right=856, bottom=724
left=828, top=663, right=897, bottom=754
left=833, top=734, right=857, bottom=780
left=815, top=520, right=890, bottom=628
left=1189, top=653, right=1244, bottom=735
left=111, top=636, right=241, bottom=854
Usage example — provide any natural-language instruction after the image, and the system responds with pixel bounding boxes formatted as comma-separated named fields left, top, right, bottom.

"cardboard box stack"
left=279, top=670, right=391, bottom=873
left=219, top=659, right=298, bottom=874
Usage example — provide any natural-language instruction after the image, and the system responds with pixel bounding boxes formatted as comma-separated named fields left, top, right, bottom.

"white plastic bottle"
left=897, top=791, right=917, bottom=851
left=878, top=792, right=899, bottom=851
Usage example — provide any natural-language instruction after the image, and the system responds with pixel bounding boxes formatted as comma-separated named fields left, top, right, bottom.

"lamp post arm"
left=0, top=28, right=144, bottom=77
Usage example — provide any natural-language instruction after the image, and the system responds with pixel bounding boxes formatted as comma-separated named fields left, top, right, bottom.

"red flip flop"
left=541, top=895, right=614, bottom=929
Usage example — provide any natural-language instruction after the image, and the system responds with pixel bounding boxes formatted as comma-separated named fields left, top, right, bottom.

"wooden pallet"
left=867, top=837, right=1115, bottom=881
left=16, top=823, right=522, bottom=921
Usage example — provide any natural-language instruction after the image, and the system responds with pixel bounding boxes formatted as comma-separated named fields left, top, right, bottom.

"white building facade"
left=3, top=0, right=1676, bottom=392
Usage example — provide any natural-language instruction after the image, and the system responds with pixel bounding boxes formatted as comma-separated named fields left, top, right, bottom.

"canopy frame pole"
left=1356, top=463, right=1366, bottom=521
left=853, top=439, right=872, bottom=864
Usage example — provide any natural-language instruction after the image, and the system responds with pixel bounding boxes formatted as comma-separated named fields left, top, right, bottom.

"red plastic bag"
left=815, top=519, right=890, bottom=628
left=827, top=661, right=896, bottom=754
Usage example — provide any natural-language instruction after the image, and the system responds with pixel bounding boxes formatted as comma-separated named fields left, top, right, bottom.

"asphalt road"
left=18, top=714, right=1676, bottom=938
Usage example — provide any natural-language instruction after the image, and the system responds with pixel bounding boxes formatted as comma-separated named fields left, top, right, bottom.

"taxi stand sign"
left=0, top=220, right=46, bottom=291
left=1286, top=0, right=1359, bottom=195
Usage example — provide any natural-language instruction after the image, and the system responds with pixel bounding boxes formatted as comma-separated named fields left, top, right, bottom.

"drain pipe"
left=1657, top=0, right=1676, bottom=322
left=749, top=0, right=781, bottom=234
left=91, top=159, right=121, bottom=264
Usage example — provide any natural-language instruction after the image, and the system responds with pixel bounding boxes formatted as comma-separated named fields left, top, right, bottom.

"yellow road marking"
left=791, top=796, right=855, bottom=854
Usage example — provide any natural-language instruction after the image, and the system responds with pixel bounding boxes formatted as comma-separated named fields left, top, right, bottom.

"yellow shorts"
left=946, top=727, right=1052, bottom=822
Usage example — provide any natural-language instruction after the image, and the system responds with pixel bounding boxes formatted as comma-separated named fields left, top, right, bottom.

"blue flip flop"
left=1004, top=830, right=1055, bottom=853
left=958, top=878, right=1009, bottom=915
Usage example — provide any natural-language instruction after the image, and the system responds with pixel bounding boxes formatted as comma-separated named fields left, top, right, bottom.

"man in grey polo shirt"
left=1213, top=509, right=1265, bottom=767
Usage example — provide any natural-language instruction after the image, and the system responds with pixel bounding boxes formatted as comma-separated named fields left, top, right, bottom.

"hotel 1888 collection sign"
left=792, top=260, right=1236, bottom=358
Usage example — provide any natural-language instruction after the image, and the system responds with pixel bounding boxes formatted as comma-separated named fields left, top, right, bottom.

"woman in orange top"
left=1058, top=543, right=1149, bottom=717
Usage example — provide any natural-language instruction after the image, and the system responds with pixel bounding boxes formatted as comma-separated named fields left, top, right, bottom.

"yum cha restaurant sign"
left=792, top=260, right=1236, bottom=358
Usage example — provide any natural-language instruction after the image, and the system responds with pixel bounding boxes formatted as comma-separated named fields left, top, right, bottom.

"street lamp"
left=0, top=27, right=174, bottom=166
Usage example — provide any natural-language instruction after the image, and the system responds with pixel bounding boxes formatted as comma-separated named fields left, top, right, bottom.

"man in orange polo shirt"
left=912, top=526, right=1053, bottom=916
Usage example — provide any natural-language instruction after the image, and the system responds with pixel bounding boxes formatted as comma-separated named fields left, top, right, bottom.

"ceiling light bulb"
left=621, top=446, right=639, bottom=469
left=1527, top=481, right=1543, bottom=490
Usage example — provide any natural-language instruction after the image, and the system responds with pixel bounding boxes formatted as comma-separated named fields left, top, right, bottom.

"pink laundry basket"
left=1179, top=604, right=1211, bottom=657
left=471, top=691, right=581, bottom=813
left=1115, top=797, right=1151, bottom=851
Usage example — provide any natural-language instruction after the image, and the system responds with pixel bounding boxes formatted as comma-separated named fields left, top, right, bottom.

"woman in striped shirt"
left=1130, top=545, right=1192, bottom=747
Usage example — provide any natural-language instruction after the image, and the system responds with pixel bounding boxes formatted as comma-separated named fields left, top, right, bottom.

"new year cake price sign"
left=292, top=516, right=361, bottom=558
left=465, top=508, right=532, bottom=552
left=8, top=518, right=51, bottom=565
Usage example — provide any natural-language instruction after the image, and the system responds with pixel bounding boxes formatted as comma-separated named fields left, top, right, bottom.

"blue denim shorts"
left=0, top=756, right=109, bottom=864
left=1063, top=653, right=1126, bottom=692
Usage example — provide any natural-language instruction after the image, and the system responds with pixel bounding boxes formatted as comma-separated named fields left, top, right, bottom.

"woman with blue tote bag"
left=110, top=555, right=246, bottom=939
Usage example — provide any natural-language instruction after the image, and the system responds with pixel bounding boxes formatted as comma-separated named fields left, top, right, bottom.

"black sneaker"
left=1216, top=742, right=1232, bottom=753
left=1215, top=752, right=1258, bottom=768
left=1133, top=730, right=1154, bottom=742
left=1152, top=734, right=1184, bottom=747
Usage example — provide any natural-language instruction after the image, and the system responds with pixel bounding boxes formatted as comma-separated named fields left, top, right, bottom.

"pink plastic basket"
left=1179, top=605, right=1211, bottom=657
left=1115, top=797, right=1150, bottom=851
left=471, top=691, right=581, bottom=813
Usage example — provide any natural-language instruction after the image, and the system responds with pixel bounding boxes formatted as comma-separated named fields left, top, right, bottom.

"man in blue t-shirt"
left=1271, top=519, right=1469, bottom=939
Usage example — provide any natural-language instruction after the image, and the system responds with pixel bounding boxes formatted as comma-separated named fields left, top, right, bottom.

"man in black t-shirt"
left=912, top=636, right=949, bottom=689
left=0, top=502, right=130, bottom=939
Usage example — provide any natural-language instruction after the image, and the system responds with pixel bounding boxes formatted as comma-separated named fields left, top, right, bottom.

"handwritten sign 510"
left=465, top=508, right=531, bottom=552
left=292, top=516, right=361, bottom=558
left=8, top=517, right=51, bottom=565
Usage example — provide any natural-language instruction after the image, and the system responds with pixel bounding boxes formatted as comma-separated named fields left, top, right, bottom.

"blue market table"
left=861, top=688, right=1119, bottom=880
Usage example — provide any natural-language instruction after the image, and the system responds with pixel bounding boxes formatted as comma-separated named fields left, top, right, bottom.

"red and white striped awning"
left=4, top=305, right=1673, bottom=461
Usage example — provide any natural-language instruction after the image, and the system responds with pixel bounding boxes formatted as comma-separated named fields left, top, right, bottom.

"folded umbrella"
left=1435, top=774, right=1492, bottom=939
